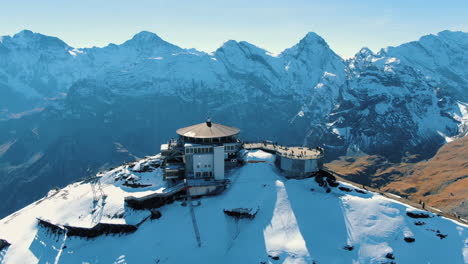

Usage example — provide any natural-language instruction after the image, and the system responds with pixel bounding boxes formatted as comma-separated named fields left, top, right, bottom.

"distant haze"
left=0, top=0, right=467, bottom=58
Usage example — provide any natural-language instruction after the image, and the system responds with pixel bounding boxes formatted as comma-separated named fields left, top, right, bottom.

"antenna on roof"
left=206, top=117, right=212, bottom=127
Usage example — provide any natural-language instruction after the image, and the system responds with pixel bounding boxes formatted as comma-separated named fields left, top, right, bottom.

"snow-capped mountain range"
left=0, top=150, right=466, bottom=264
left=0, top=30, right=466, bottom=218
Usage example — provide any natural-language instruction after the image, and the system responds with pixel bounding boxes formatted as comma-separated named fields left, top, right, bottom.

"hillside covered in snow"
left=0, top=29, right=467, bottom=219
left=0, top=151, right=466, bottom=264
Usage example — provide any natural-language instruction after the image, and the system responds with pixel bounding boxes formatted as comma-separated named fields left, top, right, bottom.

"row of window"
left=186, top=147, right=213, bottom=154
left=196, top=164, right=211, bottom=168
left=195, top=171, right=213, bottom=177
left=183, top=136, right=237, bottom=143
left=225, top=145, right=236, bottom=151
left=185, top=145, right=237, bottom=154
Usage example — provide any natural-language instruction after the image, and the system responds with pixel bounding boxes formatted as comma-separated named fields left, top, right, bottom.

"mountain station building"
left=160, top=118, right=324, bottom=196
left=160, top=119, right=241, bottom=195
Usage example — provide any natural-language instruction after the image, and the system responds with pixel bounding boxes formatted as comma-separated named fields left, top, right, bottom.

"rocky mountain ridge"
left=0, top=29, right=466, bottom=218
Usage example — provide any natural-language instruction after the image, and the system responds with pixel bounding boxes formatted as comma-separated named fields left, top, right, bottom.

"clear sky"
left=0, top=0, right=466, bottom=58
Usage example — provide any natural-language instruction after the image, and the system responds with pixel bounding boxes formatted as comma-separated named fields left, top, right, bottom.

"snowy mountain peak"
left=121, top=30, right=182, bottom=52
left=300, top=31, right=328, bottom=46
left=436, top=30, right=468, bottom=45
left=281, top=32, right=339, bottom=61
left=379, top=30, right=468, bottom=100
left=356, top=47, right=374, bottom=58
left=13, top=29, right=34, bottom=37
left=217, top=39, right=239, bottom=50
left=10, top=29, right=70, bottom=49
left=214, top=39, right=273, bottom=70
left=130, top=30, right=164, bottom=42
left=217, top=39, right=268, bottom=55
left=0, top=29, right=467, bottom=222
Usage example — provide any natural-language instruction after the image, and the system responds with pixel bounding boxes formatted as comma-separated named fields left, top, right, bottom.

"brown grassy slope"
left=326, top=137, right=468, bottom=217
left=384, top=137, right=468, bottom=216
left=326, top=155, right=413, bottom=187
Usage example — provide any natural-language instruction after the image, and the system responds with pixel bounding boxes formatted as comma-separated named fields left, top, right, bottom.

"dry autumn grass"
left=326, top=137, right=468, bottom=217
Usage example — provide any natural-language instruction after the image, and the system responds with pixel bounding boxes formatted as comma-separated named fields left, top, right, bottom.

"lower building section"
left=186, top=179, right=229, bottom=197
left=275, top=155, right=323, bottom=178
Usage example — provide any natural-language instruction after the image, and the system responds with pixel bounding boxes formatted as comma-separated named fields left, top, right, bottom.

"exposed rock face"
left=0, top=30, right=466, bottom=217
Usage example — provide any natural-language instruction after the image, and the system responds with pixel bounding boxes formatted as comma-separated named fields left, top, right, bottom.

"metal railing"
left=243, top=142, right=324, bottom=160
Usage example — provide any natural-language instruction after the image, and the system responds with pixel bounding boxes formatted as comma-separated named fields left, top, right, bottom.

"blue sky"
left=0, top=0, right=466, bottom=58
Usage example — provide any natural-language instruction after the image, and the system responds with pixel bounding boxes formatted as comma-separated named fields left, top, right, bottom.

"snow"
left=266, top=51, right=281, bottom=58
left=243, top=149, right=275, bottom=163
left=332, top=127, right=350, bottom=138
left=263, top=180, right=310, bottom=263
left=386, top=57, right=399, bottom=64
left=454, top=102, right=468, bottom=136
left=323, top=71, right=336, bottom=77
left=0, top=151, right=466, bottom=263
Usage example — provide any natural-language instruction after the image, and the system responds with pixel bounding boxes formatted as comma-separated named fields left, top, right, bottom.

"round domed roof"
left=176, top=120, right=240, bottom=139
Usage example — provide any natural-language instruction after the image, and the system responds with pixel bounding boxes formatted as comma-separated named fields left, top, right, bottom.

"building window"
left=209, top=171, right=212, bottom=177
left=203, top=172, right=209, bottom=177
left=196, top=172, right=201, bottom=177
left=197, top=164, right=200, bottom=168
left=208, top=164, right=211, bottom=168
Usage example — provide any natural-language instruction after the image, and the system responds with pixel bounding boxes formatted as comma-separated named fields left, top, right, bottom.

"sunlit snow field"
left=0, top=150, right=466, bottom=264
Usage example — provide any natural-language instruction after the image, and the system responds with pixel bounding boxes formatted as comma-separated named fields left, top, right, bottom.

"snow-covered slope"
left=382, top=30, right=468, bottom=101
left=1, top=151, right=466, bottom=264
left=325, top=46, right=465, bottom=160
left=0, top=29, right=466, bottom=219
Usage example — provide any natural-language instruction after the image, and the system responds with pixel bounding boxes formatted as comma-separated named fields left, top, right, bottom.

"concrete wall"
left=213, top=146, right=225, bottom=180
left=305, top=159, right=318, bottom=172
left=192, top=153, right=214, bottom=178
left=185, top=154, right=193, bottom=173
left=189, top=185, right=219, bottom=196
left=279, top=156, right=321, bottom=176
left=292, top=159, right=305, bottom=171
left=280, top=156, right=292, bottom=171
